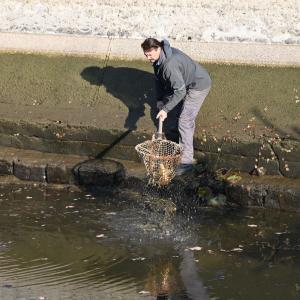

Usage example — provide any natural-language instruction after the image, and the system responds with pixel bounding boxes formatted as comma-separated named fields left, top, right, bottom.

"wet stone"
left=225, top=175, right=300, bottom=212
left=250, top=166, right=267, bottom=177
left=197, top=151, right=257, bottom=173
left=257, top=158, right=281, bottom=176
left=0, top=159, right=13, bottom=175
left=194, top=136, right=223, bottom=153
left=274, top=140, right=300, bottom=162
left=46, top=155, right=87, bottom=185
left=76, top=159, right=125, bottom=186
left=0, top=133, right=16, bottom=148
left=264, top=190, right=282, bottom=209
left=226, top=183, right=269, bottom=207
left=220, top=140, right=259, bottom=157
left=14, top=159, right=47, bottom=182
left=46, top=162, right=76, bottom=185
left=279, top=161, right=300, bottom=178
left=0, top=147, right=20, bottom=175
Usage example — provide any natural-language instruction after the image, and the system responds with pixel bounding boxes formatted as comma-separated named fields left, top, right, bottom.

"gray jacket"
left=153, top=40, right=211, bottom=113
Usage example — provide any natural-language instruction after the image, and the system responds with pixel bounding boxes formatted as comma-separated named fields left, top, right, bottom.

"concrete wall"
left=1, top=0, right=299, bottom=45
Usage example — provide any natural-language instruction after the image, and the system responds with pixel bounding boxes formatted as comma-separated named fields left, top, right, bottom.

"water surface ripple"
left=0, top=185, right=299, bottom=299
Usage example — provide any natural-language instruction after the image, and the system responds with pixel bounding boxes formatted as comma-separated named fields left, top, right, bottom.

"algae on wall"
left=0, top=52, right=299, bottom=140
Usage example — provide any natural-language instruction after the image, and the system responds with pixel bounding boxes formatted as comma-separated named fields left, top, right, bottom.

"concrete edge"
left=1, top=146, right=300, bottom=212
left=0, top=32, right=299, bottom=66
left=0, top=118, right=299, bottom=178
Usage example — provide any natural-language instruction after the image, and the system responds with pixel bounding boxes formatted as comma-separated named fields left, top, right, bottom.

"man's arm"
left=162, top=67, right=186, bottom=113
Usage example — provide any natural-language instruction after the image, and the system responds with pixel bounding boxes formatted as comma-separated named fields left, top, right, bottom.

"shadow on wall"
left=80, top=65, right=181, bottom=160
left=252, top=107, right=300, bottom=140
left=80, top=66, right=158, bottom=130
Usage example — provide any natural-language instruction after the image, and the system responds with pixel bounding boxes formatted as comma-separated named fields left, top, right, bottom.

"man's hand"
left=156, top=110, right=167, bottom=121
left=156, top=101, right=164, bottom=110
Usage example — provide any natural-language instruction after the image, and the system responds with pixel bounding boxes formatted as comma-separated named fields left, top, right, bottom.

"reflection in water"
left=0, top=185, right=299, bottom=299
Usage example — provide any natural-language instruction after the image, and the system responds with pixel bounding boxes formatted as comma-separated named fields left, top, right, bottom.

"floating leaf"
left=96, top=234, right=105, bottom=238
left=188, top=246, right=203, bottom=251
left=231, top=247, right=243, bottom=252
left=139, top=291, right=150, bottom=295
left=275, top=231, right=289, bottom=235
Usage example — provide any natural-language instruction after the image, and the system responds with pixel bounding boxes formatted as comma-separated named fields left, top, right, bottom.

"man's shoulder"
left=161, top=58, right=177, bottom=75
left=162, top=53, right=185, bottom=74
left=167, top=47, right=192, bottom=65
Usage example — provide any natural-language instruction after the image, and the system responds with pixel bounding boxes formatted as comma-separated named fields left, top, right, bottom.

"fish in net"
left=135, top=118, right=182, bottom=186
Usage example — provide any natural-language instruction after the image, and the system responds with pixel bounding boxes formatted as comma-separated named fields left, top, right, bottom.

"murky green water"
left=0, top=185, right=299, bottom=300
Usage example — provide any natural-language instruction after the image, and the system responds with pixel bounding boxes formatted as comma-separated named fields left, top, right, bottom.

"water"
left=0, top=184, right=299, bottom=300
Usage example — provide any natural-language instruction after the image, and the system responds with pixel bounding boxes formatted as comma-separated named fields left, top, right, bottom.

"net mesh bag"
left=135, top=139, right=182, bottom=186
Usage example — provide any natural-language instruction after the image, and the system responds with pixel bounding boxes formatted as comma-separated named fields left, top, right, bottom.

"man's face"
left=144, top=47, right=161, bottom=63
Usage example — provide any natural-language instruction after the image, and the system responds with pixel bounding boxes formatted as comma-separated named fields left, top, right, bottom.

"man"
left=141, top=38, right=211, bottom=175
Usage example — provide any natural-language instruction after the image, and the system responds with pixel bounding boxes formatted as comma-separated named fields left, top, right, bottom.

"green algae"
left=0, top=52, right=298, bottom=140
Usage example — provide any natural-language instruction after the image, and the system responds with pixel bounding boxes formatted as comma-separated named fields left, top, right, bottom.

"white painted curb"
left=0, top=32, right=299, bottom=66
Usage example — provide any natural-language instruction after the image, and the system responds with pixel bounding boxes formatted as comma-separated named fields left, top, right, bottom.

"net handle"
left=158, top=117, right=163, bottom=136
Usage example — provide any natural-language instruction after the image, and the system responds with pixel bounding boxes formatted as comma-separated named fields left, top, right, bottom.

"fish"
left=158, top=163, right=171, bottom=186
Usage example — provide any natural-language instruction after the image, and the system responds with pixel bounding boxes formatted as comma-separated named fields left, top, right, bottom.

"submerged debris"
left=215, top=168, right=242, bottom=184
left=207, top=194, right=227, bottom=207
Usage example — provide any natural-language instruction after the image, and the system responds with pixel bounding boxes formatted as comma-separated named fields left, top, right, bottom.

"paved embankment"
left=0, top=52, right=299, bottom=178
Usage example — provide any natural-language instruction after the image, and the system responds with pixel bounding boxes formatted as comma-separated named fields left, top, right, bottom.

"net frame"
left=135, top=138, right=182, bottom=186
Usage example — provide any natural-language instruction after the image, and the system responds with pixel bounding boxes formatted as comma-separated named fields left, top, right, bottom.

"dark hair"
left=141, top=38, right=162, bottom=51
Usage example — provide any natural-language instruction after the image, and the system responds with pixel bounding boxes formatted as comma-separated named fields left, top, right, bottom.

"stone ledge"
left=226, top=174, right=300, bottom=212
left=1, top=117, right=300, bottom=179
left=0, top=119, right=150, bottom=145
left=0, top=145, right=300, bottom=212
left=0, top=146, right=127, bottom=186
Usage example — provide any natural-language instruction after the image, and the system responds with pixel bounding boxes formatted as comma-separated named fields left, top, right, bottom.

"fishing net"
left=135, top=138, right=182, bottom=186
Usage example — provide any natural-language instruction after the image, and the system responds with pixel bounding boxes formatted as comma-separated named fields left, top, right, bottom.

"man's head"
left=141, top=38, right=162, bottom=63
